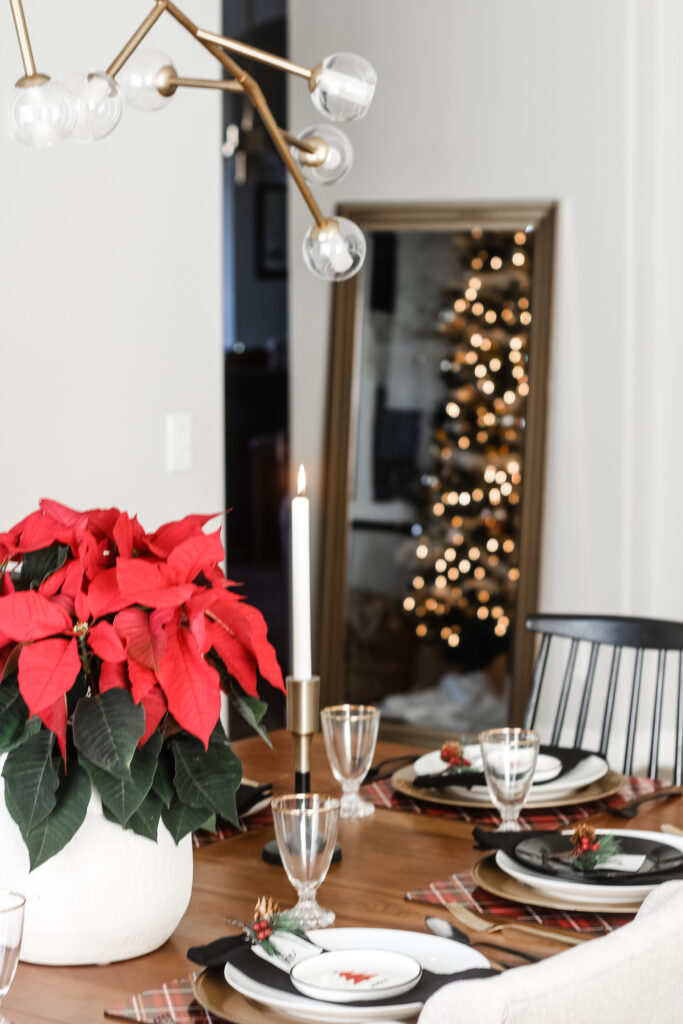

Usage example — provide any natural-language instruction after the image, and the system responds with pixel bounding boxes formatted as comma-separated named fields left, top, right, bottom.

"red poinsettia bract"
left=0, top=500, right=285, bottom=758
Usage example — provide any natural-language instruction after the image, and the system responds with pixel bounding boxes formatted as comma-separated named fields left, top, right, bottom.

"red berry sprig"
left=440, top=740, right=472, bottom=768
left=252, top=918, right=272, bottom=942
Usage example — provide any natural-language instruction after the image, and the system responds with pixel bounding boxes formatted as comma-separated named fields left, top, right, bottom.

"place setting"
left=440, top=728, right=683, bottom=915
left=187, top=787, right=496, bottom=1024
left=388, top=728, right=623, bottom=812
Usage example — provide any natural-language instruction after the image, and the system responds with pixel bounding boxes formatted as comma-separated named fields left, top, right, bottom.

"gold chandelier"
left=6, top=0, right=377, bottom=281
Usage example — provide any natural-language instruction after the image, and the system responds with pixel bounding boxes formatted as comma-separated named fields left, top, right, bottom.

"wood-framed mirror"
left=319, top=202, right=556, bottom=744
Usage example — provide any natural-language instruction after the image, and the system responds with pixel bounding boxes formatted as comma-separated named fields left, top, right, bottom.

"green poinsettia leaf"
left=170, top=725, right=242, bottom=826
left=72, top=689, right=145, bottom=779
left=2, top=716, right=42, bottom=755
left=3, top=782, right=24, bottom=832
left=151, top=745, right=175, bottom=808
left=161, top=795, right=215, bottom=844
left=25, top=760, right=91, bottom=871
left=123, top=789, right=163, bottom=841
left=0, top=680, right=36, bottom=754
left=2, top=729, right=58, bottom=834
left=65, top=670, right=90, bottom=717
left=78, top=730, right=162, bottom=826
left=229, top=689, right=272, bottom=749
left=20, top=543, right=69, bottom=589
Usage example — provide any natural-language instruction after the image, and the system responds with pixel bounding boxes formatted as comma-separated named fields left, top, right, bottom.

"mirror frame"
left=318, top=201, right=557, bottom=742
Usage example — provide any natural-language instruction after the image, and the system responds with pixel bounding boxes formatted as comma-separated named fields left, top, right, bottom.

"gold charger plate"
left=471, top=855, right=642, bottom=913
left=390, top=764, right=625, bottom=810
left=193, top=968, right=301, bottom=1024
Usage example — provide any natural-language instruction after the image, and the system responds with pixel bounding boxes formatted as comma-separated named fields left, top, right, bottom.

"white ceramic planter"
left=0, top=774, right=193, bottom=965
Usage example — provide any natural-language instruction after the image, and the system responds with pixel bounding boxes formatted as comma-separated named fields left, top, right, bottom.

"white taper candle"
left=291, top=464, right=312, bottom=680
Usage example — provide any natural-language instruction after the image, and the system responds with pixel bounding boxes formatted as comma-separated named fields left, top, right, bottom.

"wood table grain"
left=4, top=731, right=681, bottom=1024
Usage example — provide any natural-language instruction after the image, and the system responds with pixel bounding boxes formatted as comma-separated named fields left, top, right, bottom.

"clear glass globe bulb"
left=310, top=52, right=377, bottom=122
left=302, top=216, right=366, bottom=282
left=7, top=78, right=74, bottom=147
left=119, top=50, right=176, bottom=112
left=65, top=71, right=122, bottom=143
left=293, top=125, right=353, bottom=185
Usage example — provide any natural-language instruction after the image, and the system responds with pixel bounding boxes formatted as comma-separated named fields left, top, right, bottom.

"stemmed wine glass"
left=479, top=727, right=540, bottom=831
left=320, top=704, right=380, bottom=818
left=271, top=794, right=340, bottom=929
left=0, top=892, right=25, bottom=1024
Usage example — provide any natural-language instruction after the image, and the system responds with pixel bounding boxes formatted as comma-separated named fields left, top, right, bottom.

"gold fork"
left=447, top=902, right=587, bottom=946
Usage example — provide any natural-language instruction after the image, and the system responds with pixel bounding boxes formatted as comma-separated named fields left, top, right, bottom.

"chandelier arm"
left=107, top=0, right=169, bottom=79
left=165, top=1, right=326, bottom=228
left=281, top=130, right=319, bottom=156
left=8, top=0, right=37, bottom=79
left=160, top=73, right=244, bottom=94
left=243, top=76, right=326, bottom=226
left=195, top=28, right=311, bottom=80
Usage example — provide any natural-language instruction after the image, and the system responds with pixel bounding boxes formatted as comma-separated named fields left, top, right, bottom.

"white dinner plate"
left=223, top=927, right=489, bottom=1023
left=412, top=749, right=608, bottom=805
left=290, top=949, right=422, bottom=1003
left=495, top=828, right=683, bottom=906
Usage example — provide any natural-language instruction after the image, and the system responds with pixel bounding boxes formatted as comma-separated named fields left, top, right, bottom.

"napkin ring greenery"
left=569, top=824, right=622, bottom=872
left=225, top=897, right=314, bottom=958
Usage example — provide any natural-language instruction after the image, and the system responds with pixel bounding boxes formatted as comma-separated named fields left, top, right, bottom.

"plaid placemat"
left=362, top=775, right=659, bottom=829
left=193, top=806, right=273, bottom=849
left=406, top=869, right=635, bottom=934
left=105, top=976, right=228, bottom=1023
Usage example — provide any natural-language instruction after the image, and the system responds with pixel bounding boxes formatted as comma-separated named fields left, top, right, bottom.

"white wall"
left=0, top=0, right=223, bottom=533
left=287, top=0, right=683, bottom=627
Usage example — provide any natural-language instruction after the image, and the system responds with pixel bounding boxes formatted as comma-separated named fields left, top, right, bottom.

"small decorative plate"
left=290, top=949, right=422, bottom=1003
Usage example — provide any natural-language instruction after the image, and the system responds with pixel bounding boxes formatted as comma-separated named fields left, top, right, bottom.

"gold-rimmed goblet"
left=320, top=704, right=380, bottom=818
left=479, top=727, right=540, bottom=831
left=271, top=794, right=340, bottom=929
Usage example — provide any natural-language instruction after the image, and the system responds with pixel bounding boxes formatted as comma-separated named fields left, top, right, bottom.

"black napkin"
left=235, top=782, right=272, bottom=817
left=473, top=826, right=683, bottom=886
left=473, top=827, right=551, bottom=854
left=413, top=744, right=593, bottom=790
left=187, top=936, right=497, bottom=1006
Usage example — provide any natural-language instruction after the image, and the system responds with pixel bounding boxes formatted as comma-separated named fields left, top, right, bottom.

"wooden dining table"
left=5, top=730, right=682, bottom=1024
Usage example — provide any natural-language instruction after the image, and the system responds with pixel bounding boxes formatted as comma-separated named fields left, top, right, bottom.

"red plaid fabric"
left=104, top=976, right=230, bottom=1024
left=406, top=869, right=635, bottom=935
left=192, top=806, right=273, bottom=849
left=362, top=775, right=658, bottom=829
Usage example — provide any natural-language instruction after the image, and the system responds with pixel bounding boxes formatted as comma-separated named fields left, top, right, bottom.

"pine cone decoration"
left=571, top=823, right=599, bottom=854
left=253, top=896, right=279, bottom=921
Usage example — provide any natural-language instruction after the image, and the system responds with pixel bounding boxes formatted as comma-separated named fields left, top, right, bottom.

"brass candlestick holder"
left=286, top=674, right=320, bottom=794
left=263, top=673, right=341, bottom=864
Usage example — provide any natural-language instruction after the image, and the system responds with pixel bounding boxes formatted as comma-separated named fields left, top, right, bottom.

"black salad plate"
left=512, top=833, right=683, bottom=885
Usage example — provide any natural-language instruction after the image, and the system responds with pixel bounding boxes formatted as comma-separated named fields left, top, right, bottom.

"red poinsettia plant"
left=0, top=499, right=285, bottom=869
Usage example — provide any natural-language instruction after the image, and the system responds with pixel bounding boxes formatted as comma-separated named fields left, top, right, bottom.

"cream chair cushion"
left=419, top=880, right=683, bottom=1024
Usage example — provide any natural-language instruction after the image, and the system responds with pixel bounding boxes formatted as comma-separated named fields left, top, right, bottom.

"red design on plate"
left=338, top=971, right=376, bottom=985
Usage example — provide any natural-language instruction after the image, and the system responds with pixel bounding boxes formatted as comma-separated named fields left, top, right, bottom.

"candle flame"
left=297, top=464, right=307, bottom=496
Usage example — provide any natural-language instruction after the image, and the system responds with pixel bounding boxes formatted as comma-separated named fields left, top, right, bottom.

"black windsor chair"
left=523, top=614, right=683, bottom=784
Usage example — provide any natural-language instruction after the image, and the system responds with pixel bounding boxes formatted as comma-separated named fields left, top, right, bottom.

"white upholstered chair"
left=418, top=880, right=683, bottom=1024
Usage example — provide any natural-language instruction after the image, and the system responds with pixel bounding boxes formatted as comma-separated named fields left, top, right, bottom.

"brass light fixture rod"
left=156, top=70, right=245, bottom=97
left=8, top=0, right=37, bottom=78
left=165, top=1, right=326, bottom=227
left=281, top=130, right=318, bottom=156
left=195, top=28, right=312, bottom=80
left=107, top=0, right=169, bottom=79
